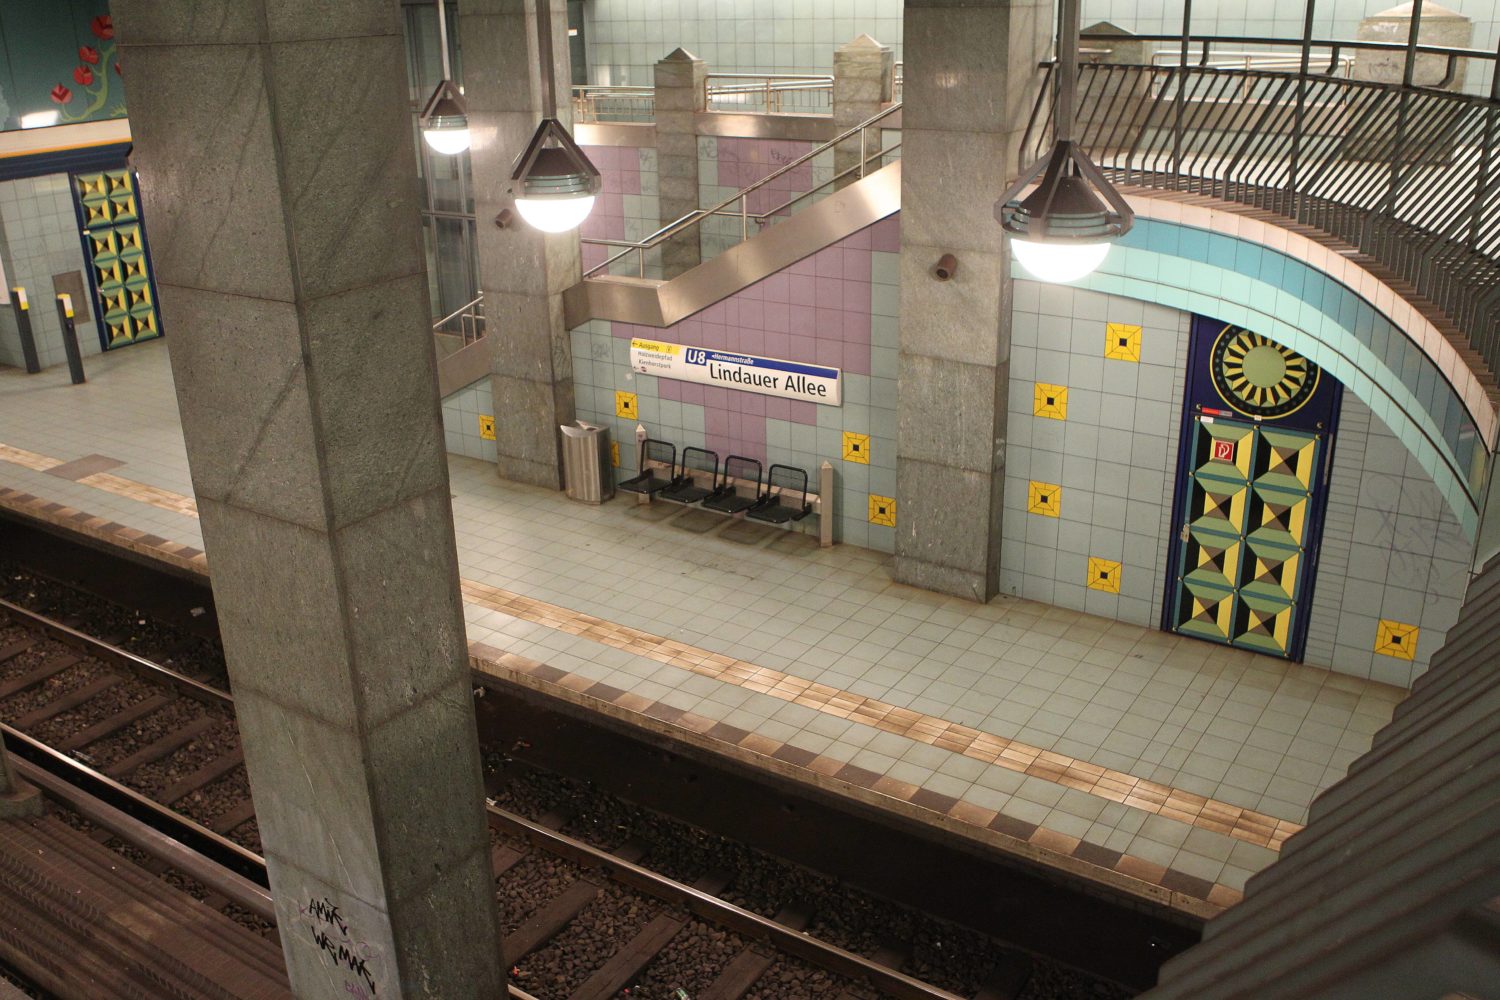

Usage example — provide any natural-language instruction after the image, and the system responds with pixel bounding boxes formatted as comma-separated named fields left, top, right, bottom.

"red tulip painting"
left=54, top=11, right=123, bottom=123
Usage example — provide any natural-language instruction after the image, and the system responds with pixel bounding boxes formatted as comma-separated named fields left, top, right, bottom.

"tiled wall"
left=582, top=0, right=904, bottom=86
left=0, top=173, right=101, bottom=371
left=1002, top=279, right=1471, bottom=688
left=1304, top=394, right=1470, bottom=687
left=571, top=215, right=901, bottom=549
left=1001, top=282, right=1190, bottom=628
left=579, top=144, right=660, bottom=276
left=698, top=136, right=822, bottom=262
left=442, top=376, right=498, bottom=464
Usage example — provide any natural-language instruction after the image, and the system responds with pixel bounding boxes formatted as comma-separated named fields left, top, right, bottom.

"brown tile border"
left=473, top=645, right=1242, bottom=919
left=459, top=576, right=1301, bottom=852
left=0, top=487, right=208, bottom=579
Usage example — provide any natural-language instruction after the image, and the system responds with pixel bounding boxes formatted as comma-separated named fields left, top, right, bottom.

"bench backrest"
left=767, top=463, right=808, bottom=505
left=639, top=438, right=677, bottom=475
left=723, top=455, right=763, bottom=494
left=680, top=446, right=719, bottom=484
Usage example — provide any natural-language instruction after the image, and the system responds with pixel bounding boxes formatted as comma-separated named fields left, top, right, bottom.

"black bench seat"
left=659, top=447, right=720, bottom=504
left=746, top=464, right=812, bottom=524
left=701, top=455, right=764, bottom=514
left=617, top=438, right=679, bottom=496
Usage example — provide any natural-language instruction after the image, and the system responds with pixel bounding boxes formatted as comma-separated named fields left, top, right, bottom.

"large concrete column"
left=115, top=4, right=505, bottom=997
left=655, top=48, right=708, bottom=277
left=893, top=0, right=1051, bottom=601
left=832, top=35, right=894, bottom=185
left=0, top=732, right=42, bottom=819
left=463, top=0, right=580, bottom=489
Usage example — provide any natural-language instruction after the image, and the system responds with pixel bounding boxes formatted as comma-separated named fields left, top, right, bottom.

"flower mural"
left=48, top=10, right=124, bottom=124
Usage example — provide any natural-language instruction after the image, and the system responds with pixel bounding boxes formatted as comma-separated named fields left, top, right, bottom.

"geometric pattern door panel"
left=1171, top=415, right=1321, bottom=656
left=1167, top=316, right=1342, bottom=662
left=73, top=169, right=163, bottom=350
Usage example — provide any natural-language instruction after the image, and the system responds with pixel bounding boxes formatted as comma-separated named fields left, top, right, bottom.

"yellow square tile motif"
left=1086, top=557, right=1121, bottom=593
left=1105, top=322, right=1141, bottom=362
left=615, top=391, right=638, bottom=419
left=842, top=431, right=871, bottom=464
left=477, top=414, right=495, bottom=441
left=868, top=494, right=896, bottom=527
left=1033, top=383, right=1068, bottom=421
left=1374, top=619, right=1419, bottom=661
left=610, top=441, right=620, bottom=468
left=1027, top=481, right=1061, bottom=518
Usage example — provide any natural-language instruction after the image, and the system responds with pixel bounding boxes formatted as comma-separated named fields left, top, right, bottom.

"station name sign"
left=629, top=338, right=841, bottom=406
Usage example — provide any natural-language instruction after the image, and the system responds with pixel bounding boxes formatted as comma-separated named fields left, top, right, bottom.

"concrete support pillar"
left=463, top=0, right=581, bottom=488
left=0, top=732, right=42, bottom=819
left=115, top=3, right=505, bottom=997
left=892, top=0, right=1051, bottom=602
left=655, top=48, right=708, bottom=278
left=832, top=35, right=894, bottom=186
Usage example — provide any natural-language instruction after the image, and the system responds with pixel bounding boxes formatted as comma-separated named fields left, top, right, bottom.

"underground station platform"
left=0, top=341, right=1405, bottom=926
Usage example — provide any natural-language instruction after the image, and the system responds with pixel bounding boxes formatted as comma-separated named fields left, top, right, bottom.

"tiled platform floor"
left=0, top=342, right=1408, bottom=916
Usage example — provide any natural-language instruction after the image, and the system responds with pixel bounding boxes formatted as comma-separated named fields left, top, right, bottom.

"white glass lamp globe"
left=514, top=192, right=597, bottom=233
left=1010, top=238, right=1110, bottom=284
left=423, top=123, right=471, bottom=155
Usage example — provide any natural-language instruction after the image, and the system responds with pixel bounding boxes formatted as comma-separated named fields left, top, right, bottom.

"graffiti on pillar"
left=300, top=895, right=384, bottom=997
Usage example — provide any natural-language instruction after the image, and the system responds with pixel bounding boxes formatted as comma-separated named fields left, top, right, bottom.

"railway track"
left=0, top=598, right=1036, bottom=1000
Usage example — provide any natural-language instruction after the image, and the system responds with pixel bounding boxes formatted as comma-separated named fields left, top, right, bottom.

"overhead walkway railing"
left=1025, top=32, right=1500, bottom=381
left=582, top=102, right=902, bottom=279
left=571, top=74, right=836, bottom=123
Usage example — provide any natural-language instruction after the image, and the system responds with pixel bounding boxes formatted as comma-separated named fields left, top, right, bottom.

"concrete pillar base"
left=0, top=783, right=43, bottom=820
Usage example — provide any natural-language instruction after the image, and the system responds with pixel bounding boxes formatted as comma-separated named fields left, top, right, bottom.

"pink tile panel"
left=598, top=218, right=892, bottom=459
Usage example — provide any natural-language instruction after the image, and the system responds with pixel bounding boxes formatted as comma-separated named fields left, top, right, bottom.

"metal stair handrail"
left=432, top=294, right=485, bottom=345
left=583, top=101, right=902, bottom=278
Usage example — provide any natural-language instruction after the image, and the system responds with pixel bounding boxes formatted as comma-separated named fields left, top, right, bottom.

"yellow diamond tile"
left=842, top=431, right=871, bottom=464
left=611, top=441, right=620, bottom=468
left=1087, top=557, right=1122, bottom=594
left=478, top=414, right=495, bottom=441
left=1027, top=481, right=1061, bottom=518
left=1033, top=383, right=1068, bottom=421
left=1105, top=322, right=1141, bottom=362
left=615, top=391, right=638, bottom=419
left=1374, top=619, right=1419, bottom=661
left=868, top=494, right=896, bottom=527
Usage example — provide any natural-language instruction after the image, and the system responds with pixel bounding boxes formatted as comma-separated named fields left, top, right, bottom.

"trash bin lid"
left=560, top=421, right=604, bottom=437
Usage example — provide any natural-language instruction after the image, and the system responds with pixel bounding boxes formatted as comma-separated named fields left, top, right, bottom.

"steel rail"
left=0, top=596, right=231, bottom=709
left=1, top=598, right=967, bottom=1000
left=488, top=806, right=971, bottom=1000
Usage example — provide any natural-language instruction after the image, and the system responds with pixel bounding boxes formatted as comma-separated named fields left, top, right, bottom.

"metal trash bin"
left=560, top=421, right=614, bottom=503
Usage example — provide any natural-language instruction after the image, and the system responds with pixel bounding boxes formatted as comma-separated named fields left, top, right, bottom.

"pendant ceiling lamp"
left=995, top=0, right=1132, bottom=283
left=419, top=0, right=469, bottom=154
left=510, top=0, right=600, bottom=232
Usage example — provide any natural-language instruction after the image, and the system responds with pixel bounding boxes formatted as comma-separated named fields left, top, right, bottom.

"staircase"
left=1140, top=555, right=1500, bottom=998
left=565, top=104, right=902, bottom=329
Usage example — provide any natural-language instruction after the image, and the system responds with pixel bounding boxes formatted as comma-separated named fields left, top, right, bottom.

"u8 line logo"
left=685, top=349, right=708, bottom=365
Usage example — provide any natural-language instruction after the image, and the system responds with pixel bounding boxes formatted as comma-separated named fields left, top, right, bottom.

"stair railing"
left=582, top=102, right=902, bottom=279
